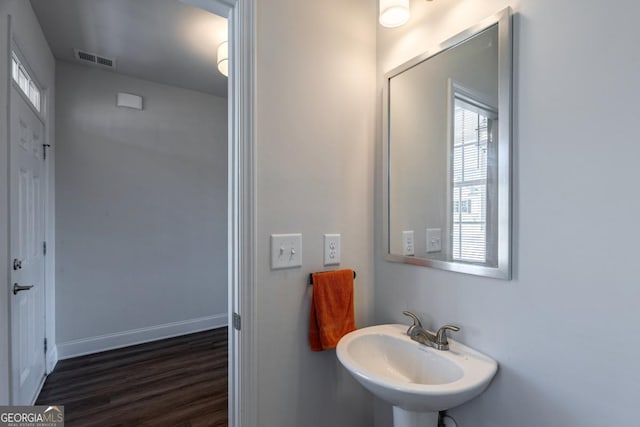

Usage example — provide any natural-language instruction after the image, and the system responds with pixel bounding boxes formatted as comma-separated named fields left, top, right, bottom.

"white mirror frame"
left=382, top=7, right=512, bottom=279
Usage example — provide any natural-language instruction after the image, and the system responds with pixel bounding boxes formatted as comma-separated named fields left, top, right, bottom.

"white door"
left=9, top=85, right=47, bottom=405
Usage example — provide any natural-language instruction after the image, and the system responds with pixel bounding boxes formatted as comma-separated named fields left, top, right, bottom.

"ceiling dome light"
left=379, top=0, right=410, bottom=28
left=217, top=41, right=228, bottom=77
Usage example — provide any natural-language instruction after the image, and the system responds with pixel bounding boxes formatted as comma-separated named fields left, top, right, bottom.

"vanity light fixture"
left=379, top=0, right=410, bottom=28
left=217, top=41, right=228, bottom=77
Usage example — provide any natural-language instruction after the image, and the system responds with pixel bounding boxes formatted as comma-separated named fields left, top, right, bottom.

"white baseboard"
left=30, top=375, right=46, bottom=406
left=46, top=345, right=58, bottom=374
left=57, top=314, right=227, bottom=360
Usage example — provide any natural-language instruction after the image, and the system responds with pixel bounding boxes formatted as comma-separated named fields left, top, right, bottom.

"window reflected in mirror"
left=451, top=92, right=497, bottom=266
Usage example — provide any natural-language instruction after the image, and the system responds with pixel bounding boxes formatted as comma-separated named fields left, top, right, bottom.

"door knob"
left=13, top=283, right=34, bottom=295
left=13, top=259, right=22, bottom=270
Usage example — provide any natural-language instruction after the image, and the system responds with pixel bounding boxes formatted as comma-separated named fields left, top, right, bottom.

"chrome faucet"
left=402, top=311, right=460, bottom=351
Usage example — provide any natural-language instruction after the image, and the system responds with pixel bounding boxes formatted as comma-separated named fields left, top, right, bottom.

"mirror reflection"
left=385, top=13, right=511, bottom=278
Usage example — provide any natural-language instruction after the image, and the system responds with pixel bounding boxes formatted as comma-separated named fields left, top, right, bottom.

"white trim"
left=229, top=1, right=257, bottom=426
left=1, top=14, right=14, bottom=406
left=171, top=2, right=257, bottom=426
left=29, top=375, right=45, bottom=406
left=46, top=345, right=57, bottom=374
left=56, top=314, right=227, bottom=360
left=42, top=83, right=55, bottom=376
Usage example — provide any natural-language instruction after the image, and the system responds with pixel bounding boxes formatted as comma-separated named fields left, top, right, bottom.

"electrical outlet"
left=426, top=228, right=442, bottom=253
left=323, top=234, right=341, bottom=265
left=402, top=230, right=414, bottom=256
left=271, top=233, right=302, bottom=269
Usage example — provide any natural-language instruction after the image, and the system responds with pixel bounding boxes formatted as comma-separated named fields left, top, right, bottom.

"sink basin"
left=336, top=324, right=497, bottom=426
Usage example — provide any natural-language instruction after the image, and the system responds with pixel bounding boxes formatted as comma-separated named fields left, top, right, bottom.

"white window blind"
left=452, top=98, right=490, bottom=263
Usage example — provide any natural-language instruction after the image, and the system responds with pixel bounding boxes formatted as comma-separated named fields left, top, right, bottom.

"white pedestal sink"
left=336, top=324, right=497, bottom=427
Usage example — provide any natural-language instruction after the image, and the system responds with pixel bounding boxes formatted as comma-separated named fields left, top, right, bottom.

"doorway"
left=5, top=0, right=255, bottom=423
left=13, top=0, right=231, bottom=421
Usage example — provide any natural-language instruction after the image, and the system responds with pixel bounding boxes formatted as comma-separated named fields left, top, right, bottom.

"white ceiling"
left=30, top=0, right=228, bottom=97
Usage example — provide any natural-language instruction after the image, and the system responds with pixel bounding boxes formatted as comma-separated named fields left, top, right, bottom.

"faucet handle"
left=435, top=325, right=460, bottom=348
left=402, top=311, right=423, bottom=328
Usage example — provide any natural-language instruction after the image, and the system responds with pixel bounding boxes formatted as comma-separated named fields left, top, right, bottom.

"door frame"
left=228, top=2, right=257, bottom=424
left=182, top=1, right=257, bottom=425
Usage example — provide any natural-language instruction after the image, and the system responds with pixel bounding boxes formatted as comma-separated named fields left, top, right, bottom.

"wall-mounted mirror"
left=383, top=8, right=512, bottom=279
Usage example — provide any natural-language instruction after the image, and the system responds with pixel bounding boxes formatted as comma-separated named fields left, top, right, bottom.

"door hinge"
left=44, top=338, right=48, bottom=354
left=233, top=312, right=241, bottom=331
left=43, top=144, right=51, bottom=160
left=43, top=241, right=47, bottom=256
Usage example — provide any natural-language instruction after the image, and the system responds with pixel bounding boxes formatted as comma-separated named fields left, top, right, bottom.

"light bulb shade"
left=217, top=41, right=228, bottom=77
left=379, top=0, right=410, bottom=28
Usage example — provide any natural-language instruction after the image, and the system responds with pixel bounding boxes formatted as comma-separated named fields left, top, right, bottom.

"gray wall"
left=0, top=0, right=55, bottom=403
left=255, top=0, right=377, bottom=425
left=55, top=61, right=227, bottom=357
left=376, top=0, right=640, bottom=425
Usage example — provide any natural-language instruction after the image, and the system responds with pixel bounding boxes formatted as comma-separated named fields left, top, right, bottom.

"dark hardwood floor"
left=36, top=328, right=228, bottom=427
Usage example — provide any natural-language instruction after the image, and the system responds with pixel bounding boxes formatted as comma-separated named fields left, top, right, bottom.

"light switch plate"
left=271, top=233, right=302, bottom=269
left=324, top=234, right=341, bottom=265
left=426, top=228, right=442, bottom=253
left=402, top=230, right=414, bottom=256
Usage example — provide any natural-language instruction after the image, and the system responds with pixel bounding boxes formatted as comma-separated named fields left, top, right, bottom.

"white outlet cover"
left=402, top=230, right=414, bottom=256
left=271, top=233, right=302, bottom=269
left=324, top=234, right=341, bottom=265
left=426, top=228, right=442, bottom=253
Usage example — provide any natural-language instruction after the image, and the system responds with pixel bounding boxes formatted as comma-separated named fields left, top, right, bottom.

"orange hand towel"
left=309, top=269, right=356, bottom=351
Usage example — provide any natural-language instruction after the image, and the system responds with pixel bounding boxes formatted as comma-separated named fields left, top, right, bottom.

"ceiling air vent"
left=77, top=51, right=96, bottom=62
left=74, top=49, right=116, bottom=70
left=96, top=56, right=113, bottom=67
